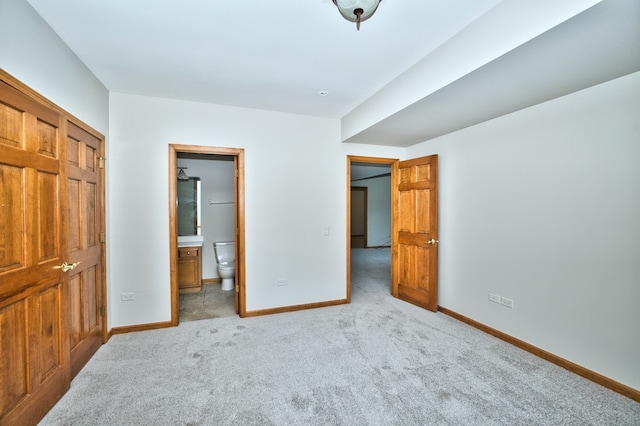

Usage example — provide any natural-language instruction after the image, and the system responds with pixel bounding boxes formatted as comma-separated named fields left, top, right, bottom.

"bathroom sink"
left=178, top=235, right=204, bottom=247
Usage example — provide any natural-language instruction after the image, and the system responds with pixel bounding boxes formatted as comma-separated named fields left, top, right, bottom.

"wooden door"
left=0, top=80, right=70, bottom=425
left=66, top=122, right=104, bottom=378
left=392, top=155, right=439, bottom=311
left=350, top=187, right=367, bottom=248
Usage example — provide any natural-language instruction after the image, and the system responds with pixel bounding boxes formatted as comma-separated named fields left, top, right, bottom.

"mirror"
left=177, top=177, right=201, bottom=236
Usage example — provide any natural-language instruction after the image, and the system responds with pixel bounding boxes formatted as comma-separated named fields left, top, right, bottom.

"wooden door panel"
left=36, top=119, right=57, bottom=158
left=398, top=190, right=413, bottom=232
left=85, top=144, right=96, bottom=172
left=67, top=266, right=100, bottom=345
left=415, top=162, right=431, bottom=182
left=85, top=181, right=97, bottom=246
left=0, top=102, right=22, bottom=147
left=0, top=282, right=69, bottom=420
left=0, top=300, right=28, bottom=413
left=69, top=273, right=82, bottom=349
left=83, top=265, right=99, bottom=333
left=392, top=155, right=439, bottom=312
left=68, top=178, right=81, bottom=250
left=68, top=135, right=80, bottom=167
left=34, top=285, right=63, bottom=380
left=66, top=122, right=103, bottom=378
left=36, top=171, right=60, bottom=262
left=415, top=246, right=431, bottom=291
left=1, top=75, right=69, bottom=425
left=0, top=164, right=24, bottom=273
left=397, top=245, right=437, bottom=309
left=397, top=243, right=413, bottom=286
left=415, top=189, right=431, bottom=233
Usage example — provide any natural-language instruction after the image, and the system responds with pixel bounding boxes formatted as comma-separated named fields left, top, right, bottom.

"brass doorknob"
left=427, top=239, right=438, bottom=245
left=58, top=261, right=80, bottom=272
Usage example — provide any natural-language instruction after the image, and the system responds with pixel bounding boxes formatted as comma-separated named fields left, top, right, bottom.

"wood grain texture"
left=0, top=69, right=106, bottom=426
left=178, top=247, right=202, bottom=292
left=393, top=155, right=438, bottom=312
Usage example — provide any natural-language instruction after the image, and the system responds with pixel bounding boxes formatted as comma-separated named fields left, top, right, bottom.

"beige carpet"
left=40, top=248, right=640, bottom=425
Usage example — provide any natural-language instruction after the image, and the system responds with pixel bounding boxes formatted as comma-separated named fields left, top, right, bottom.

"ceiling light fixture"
left=177, top=167, right=189, bottom=180
left=332, top=0, right=381, bottom=31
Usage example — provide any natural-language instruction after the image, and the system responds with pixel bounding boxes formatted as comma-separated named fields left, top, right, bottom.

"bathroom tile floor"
left=179, top=283, right=236, bottom=322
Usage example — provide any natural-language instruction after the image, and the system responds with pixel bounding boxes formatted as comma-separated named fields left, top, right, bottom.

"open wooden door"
left=392, top=155, right=439, bottom=312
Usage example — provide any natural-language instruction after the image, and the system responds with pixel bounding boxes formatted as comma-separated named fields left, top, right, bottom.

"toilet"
left=213, top=241, right=235, bottom=291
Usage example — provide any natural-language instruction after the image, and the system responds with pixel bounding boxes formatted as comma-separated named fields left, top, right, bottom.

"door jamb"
left=169, top=144, right=246, bottom=324
left=346, top=155, right=398, bottom=303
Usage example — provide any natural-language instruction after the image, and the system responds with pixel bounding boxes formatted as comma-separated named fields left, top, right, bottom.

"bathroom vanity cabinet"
left=178, top=246, right=202, bottom=292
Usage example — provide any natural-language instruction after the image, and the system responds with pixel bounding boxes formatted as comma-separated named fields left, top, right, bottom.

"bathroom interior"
left=177, top=153, right=237, bottom=322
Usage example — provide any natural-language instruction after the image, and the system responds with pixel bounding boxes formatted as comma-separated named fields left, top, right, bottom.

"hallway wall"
left=407, top=71, right=640, bottom=391
left=351, top=174, right=391, bottom=247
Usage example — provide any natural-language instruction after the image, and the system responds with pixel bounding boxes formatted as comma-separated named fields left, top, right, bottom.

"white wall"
left=177, top=157, right=236, bottom=279
left=109, top=92, right=405, bottom=326
left=0, top=0, right=111, bottom=324
left=341, top=0, right=602, bottom=141
left=407, top=71, right=640, bottom=390
left=0, top=0, right=109, bottom=134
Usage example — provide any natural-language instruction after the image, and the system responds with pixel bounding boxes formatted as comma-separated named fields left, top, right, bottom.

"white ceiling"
left=26, top=0, right=640, bottom=147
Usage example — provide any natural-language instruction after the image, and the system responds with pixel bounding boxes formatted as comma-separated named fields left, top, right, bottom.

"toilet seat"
left=219, top=261, right=234, bottom=271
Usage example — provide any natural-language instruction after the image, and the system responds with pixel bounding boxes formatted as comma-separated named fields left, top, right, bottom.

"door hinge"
left=235, top=169, right=238, bottom=178
left=99, top=232, right=106, bottom=243
left=100, top=306, right=106, bottom=317
left=236, top=227, right=239, bottom=236
left=235, top=284, right=239, bottom=293
left=98, top=156, right=106, bottom=169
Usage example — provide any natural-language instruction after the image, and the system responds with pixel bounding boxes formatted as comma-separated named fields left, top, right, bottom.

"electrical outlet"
left=489, top=293, right=501, bottom=304
left=277, top=278, right=288, bottom=286
left=500, top=297, right=514, bottom=309
left=121, top=292, right=135, bottom=301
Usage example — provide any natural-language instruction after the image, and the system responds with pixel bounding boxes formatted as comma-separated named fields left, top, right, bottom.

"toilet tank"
left=213, top=241, right=235, bottom=263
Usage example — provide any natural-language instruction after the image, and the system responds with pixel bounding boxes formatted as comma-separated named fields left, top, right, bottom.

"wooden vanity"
left=178, top=246, right=202, bottom=293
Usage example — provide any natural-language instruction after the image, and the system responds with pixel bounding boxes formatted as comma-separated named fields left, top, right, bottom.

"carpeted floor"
left=40, top=248, right=639, bottom=425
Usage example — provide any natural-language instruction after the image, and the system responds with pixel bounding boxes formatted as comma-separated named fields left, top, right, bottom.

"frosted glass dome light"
left=332, top=0, right=382, bottom=30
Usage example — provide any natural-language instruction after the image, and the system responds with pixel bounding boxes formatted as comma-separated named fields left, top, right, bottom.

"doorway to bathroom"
left=168, top=144, right=246, bottom=325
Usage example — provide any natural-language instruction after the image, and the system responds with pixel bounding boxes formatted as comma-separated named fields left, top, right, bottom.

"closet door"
left=67, top=122, right=105, bottom=378
left=0, top=79, right=70, bottom=425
